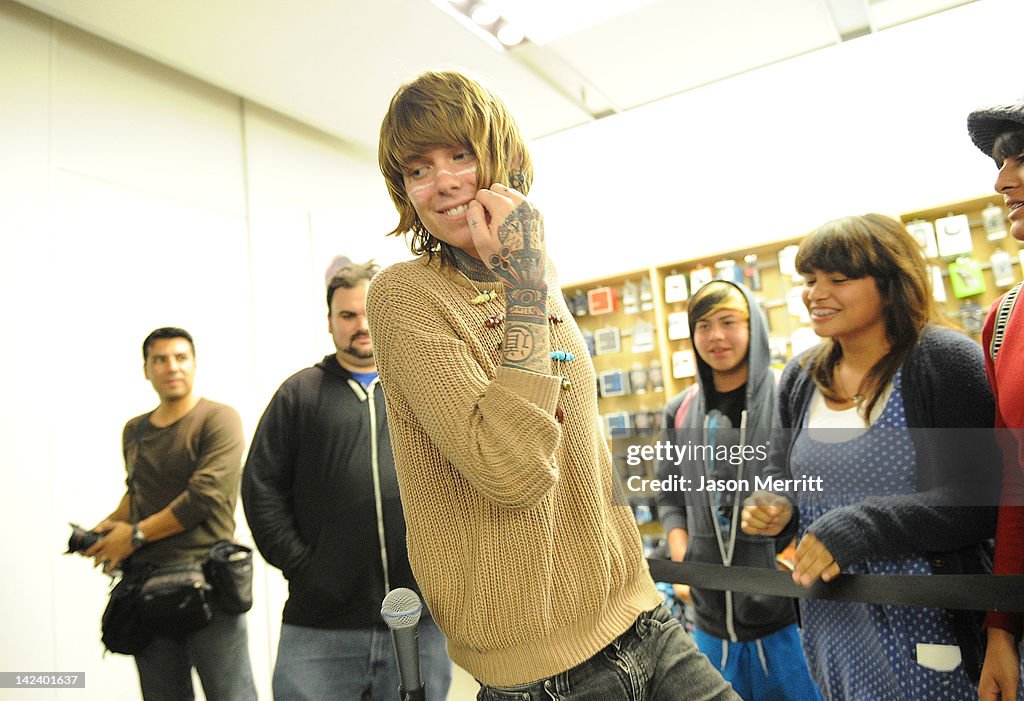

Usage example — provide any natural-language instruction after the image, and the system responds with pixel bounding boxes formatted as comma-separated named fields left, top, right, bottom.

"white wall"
left=240, top=102, right=408, bottom=684
left=0, top=1, right=405, bottom=698
left=532, top=0, right=1024, bottom=284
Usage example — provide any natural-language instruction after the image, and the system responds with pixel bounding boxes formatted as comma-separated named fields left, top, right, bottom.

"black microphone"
left=381, top=587, right=425, bottom=701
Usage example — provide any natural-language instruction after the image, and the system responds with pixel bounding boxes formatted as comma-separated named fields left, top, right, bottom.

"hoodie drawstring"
left=756, top=639, right=769, bottom=677
left=348, top=378, right=391, bottom=594
left=718, top=638, right=769, bottom=677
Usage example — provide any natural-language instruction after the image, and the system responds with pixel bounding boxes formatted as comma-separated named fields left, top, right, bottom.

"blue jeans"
left=477, top=605, right=739, bottom=700
left=134, top=606, right=256, bottom=700
left=692, top=625, right=822, bottom=701
left=273, top=617, right=452, bottom=701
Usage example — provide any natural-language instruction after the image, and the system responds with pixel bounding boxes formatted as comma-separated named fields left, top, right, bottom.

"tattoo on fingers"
left=490, top=246, right=511, bottom=271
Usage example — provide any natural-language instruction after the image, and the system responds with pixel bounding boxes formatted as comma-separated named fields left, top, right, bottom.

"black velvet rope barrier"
left=647, top=559, right=1024, bottom=612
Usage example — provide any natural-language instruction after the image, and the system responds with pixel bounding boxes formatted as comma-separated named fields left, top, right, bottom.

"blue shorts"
left=692, top=624, right=822, bottom=701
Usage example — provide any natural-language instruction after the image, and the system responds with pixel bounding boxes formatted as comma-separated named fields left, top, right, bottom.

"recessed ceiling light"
left=496, top=22, right=525, bottom=47
left=430, top=0, right=523, bottom=51
left=470, top=3, right=501, bottom=26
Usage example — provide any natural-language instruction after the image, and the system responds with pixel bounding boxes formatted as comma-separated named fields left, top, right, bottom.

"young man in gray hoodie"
left=656, top=280, right=820, bottom=701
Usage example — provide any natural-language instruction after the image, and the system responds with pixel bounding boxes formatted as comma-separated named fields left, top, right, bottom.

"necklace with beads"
left=454, top=265, right=499, bottom=305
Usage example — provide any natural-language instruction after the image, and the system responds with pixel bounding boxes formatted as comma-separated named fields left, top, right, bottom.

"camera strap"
left=126, top=413, right=153, bottom=524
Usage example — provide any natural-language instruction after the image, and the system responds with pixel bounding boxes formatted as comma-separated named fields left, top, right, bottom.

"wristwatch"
left=130, top=524, right=147, bottom=550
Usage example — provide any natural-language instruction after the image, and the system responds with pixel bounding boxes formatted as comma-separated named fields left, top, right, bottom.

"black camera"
left=66, top=522, right=104, bottom=554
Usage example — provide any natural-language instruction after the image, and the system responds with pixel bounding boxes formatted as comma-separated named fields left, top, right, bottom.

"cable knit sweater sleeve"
left=366, top=259, right=563, bottom=510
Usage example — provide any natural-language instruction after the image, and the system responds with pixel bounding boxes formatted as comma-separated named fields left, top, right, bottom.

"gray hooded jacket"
left=655, top=280, right=797, bottom=642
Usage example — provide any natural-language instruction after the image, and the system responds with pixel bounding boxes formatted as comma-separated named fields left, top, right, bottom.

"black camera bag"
left=101, top=567, right=152, bottom=655
left=204, top=541, right=254, bottom=614
left=138, top=562, right=213, bottom=636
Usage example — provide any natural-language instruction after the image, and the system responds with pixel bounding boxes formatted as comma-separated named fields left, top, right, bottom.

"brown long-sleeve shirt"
left=122, top=398, right=244, bottom=566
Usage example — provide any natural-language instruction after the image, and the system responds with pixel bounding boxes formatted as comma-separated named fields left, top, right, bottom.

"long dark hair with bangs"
left=795, top=213, right=942, bottom=420
left=378, top=71, right=534, bottom=265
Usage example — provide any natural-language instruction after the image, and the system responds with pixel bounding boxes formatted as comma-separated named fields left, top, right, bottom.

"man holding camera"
left=84, top=327, right=256, bottom=700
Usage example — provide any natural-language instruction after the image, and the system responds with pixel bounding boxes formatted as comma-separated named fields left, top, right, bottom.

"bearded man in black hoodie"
left=242, top=257, right=451, bottom=700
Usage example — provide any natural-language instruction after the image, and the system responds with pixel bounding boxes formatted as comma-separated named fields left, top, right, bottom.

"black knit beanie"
left=967, top=100, right=1024, bottom=157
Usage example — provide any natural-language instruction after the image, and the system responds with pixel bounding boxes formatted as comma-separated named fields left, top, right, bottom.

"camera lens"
left=66, top=522, right=103, bottom=554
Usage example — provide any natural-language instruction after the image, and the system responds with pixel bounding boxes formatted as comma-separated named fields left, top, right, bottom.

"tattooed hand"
left=467, top=183, right=551, bottom=373
left=466, top=184, right=547, bottom=293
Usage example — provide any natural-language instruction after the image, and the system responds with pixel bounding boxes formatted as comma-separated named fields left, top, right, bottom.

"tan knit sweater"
left=366, top=256, right=661, bottom=685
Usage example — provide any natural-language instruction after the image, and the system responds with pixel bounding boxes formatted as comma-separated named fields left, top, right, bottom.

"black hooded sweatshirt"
left=242, top=355, right=421, bottom=628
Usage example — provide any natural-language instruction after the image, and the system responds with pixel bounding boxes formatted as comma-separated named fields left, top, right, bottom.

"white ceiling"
left=14, top=0, right=977, bottom=154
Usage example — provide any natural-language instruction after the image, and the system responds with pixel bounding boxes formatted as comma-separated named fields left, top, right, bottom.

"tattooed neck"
left=452, top=247, right=497, bottom=282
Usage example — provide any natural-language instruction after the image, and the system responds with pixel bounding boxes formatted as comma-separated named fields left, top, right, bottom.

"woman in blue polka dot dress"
left=741, top=214, right=1002, bottom=700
